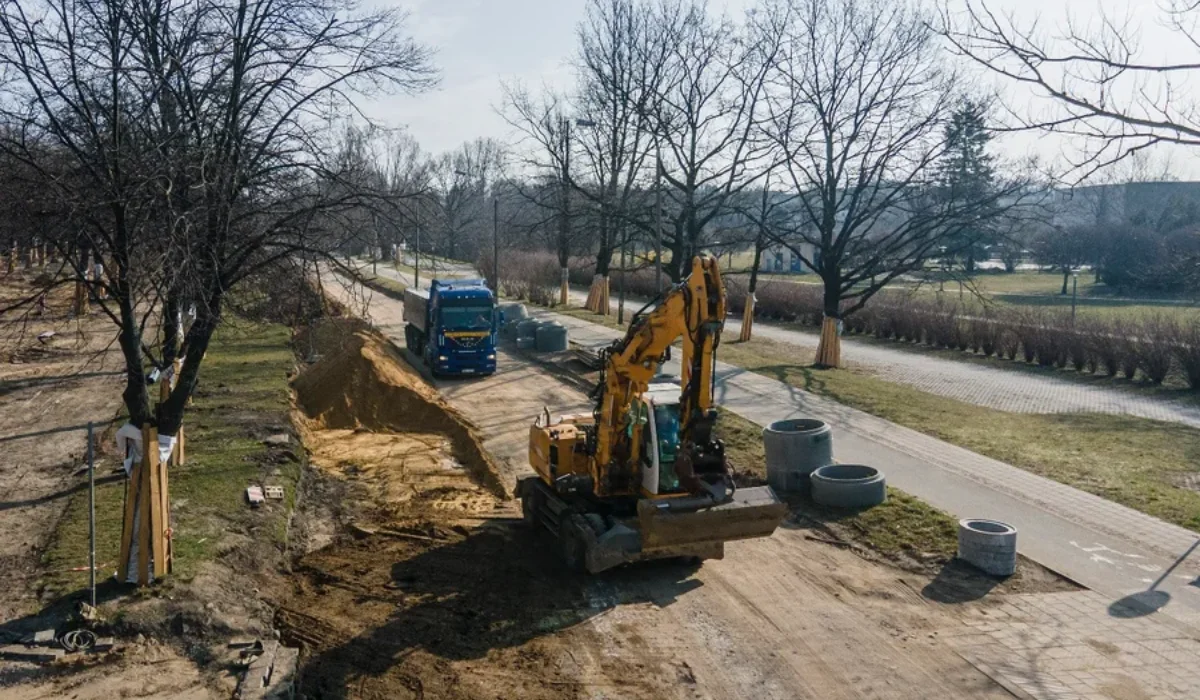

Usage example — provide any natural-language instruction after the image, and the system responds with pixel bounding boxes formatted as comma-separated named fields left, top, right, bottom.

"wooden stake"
left=145, top=425, right=166, bottom=580
left=174, top=425, right=185, bottom=466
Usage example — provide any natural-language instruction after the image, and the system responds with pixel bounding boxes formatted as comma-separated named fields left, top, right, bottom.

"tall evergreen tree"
left=936, top=99, right=997, bottom=272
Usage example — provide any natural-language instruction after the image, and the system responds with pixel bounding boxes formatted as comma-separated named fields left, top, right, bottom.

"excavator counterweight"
left=520, top=255, right=787, bottom=573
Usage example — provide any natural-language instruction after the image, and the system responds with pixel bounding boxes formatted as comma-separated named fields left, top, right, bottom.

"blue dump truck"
left=403, top=279, right=498, bottom=376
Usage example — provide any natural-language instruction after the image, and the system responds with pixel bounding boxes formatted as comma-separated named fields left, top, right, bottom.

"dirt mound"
left=293, top=319, right=505, bottom=499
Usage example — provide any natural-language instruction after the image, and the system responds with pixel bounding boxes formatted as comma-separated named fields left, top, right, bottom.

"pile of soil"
left=293, top=319, right=505, bottom=499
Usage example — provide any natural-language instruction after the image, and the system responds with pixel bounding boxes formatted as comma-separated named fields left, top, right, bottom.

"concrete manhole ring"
left=957, top=519, right=1018, bottom=577
left=809, top=464, right=886, bottom=508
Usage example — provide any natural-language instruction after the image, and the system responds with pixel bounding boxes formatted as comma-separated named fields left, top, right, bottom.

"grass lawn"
left=355, top=269, right=408, bottom=299
left=714, top=408, right=959, bottom=562
left=718, top=336, right=1200, bottom=532
left=41, top=319, right=300, bottom=598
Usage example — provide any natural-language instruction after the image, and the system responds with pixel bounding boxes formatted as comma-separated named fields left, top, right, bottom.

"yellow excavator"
left=518, top=254, right=787, bottom=572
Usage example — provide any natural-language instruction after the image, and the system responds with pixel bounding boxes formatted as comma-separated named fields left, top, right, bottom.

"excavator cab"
left=639, top=385, right=686, bottom=495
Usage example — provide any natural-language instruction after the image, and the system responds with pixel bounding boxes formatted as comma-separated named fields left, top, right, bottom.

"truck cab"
left=403, top=279, right=498, bottom=376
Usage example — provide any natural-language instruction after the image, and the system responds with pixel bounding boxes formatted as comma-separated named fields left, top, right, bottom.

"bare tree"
left=573, top=0, right=663, bottom=312
left=940, top=0, right=1200, bottom=177
left=429, top=137, right=505, bottom=262
left=758, top=0, right=1028, bottom=366
left=500, top=82, right=589, bottom=301
left=639, top=0, right=778, bottom=283
left=0, top=0, right=436, bottom=436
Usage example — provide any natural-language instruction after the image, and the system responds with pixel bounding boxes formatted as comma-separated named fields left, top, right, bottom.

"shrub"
left=1171, top=319, right=1200, bottom=389
left=1136, top=315, right=1176, bottom=385
left=1086, top=319, right=1121, bottom=377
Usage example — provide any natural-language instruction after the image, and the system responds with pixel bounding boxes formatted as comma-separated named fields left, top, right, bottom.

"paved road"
left=569, top=283, right=1200, bottom=429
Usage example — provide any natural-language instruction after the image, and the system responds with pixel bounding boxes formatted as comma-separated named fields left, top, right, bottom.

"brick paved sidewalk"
left=948, top=591, right=1200, bottom=700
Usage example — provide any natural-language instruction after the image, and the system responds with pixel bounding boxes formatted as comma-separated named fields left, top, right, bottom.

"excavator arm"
left=592, top=254, right=730, bottom=499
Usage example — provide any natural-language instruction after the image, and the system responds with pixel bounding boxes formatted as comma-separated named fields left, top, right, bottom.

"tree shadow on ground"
left=920, top=559, right=1004, bottom=604
left=284, top=522, right=702, bottom=700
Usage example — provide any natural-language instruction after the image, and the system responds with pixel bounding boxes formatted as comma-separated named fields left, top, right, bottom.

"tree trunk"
left=162, top=291, right=181, bottom=365
left=73, top=241, right=90, bottom=316
left=813, top=274, right=842, bottom=368
left=1061, top=269, right=1069, bottom=295
left=158, top=295, right=221, bottom=437
left=739, top=235, right=765, bottom=342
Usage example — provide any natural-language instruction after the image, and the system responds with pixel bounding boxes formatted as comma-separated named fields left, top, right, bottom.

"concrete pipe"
left=762, top=418, right=833, bottom=494
left=535, top=322, right=569, bottom=352
left=957, top=519, right=1017, bottom=577
left=516, top=318, right=542, bottom=341
left=501, top=320, right=520, bottom=341
left=809, top=464, right=886, bottom=509
left=501, top=303, right=529, bottom=323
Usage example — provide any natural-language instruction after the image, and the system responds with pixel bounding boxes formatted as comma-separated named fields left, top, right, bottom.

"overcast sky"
left=367, top=0, right=1199, bottom=179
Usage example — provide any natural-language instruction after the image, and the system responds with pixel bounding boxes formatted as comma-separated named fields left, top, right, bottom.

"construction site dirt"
left=279, top=282, right=1073, bottom=700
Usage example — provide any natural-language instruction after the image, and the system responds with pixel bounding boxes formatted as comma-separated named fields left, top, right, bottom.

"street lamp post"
left=1070, top=270, right=1079, bottom=324
left=558, top=117, right=596, bottom=306
left=492, top=196, right=499, bottom=294
left=655, top=144, right=663, bottom=293
left=414, top=209, right=421, bottom=290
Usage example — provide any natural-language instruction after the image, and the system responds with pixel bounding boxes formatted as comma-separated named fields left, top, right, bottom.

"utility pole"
left=617, top=226, right=627, bottom=325
left=655, top=145, right=663, bottom=293
left=414, top=209, right=421, bottom=290
left=492, top=196, right=500, bottom=294
left=87, top=421, right=96, bottom=608
left=559, top=118, right=571, bottom=305
left=1071, top=270, right=1078, bottom=324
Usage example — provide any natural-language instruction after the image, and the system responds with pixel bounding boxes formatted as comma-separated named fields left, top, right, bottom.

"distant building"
left=760, top=242, right=819, bottom=274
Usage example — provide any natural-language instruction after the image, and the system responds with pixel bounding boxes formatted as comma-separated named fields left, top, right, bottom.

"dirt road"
left=307, top=275, right=1024, bottom=699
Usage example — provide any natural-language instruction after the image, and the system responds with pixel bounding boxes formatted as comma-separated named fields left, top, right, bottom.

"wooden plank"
left=147, top=427, right=166, bottom=580
left=160, top=435, right=173, bottom=574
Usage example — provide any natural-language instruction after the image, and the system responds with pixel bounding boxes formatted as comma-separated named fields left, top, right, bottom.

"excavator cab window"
left=653, top=404, right=681, bottom=492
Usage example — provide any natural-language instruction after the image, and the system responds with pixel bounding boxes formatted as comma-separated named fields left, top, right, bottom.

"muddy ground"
left=285, top=278, right=1077, bottom=699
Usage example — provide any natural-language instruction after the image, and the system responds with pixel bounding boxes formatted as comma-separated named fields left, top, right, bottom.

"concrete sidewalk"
left=368, top=262, right=1200, bottom=629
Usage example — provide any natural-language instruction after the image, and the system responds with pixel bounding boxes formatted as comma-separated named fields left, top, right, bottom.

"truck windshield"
left=440, top=305, right=492, bottom=331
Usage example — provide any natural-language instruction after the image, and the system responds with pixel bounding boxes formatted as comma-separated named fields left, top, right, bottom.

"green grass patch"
left=356, top=271, right=408, bottom=300
left=714, top=407, right=959, bottom=561
left=41, top=319, right=299, bottom=599
left=718, top=337, right=1200, bottom=532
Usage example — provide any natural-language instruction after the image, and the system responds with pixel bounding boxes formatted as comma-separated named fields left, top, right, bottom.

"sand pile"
left=293, top=319, right=505, bottom=498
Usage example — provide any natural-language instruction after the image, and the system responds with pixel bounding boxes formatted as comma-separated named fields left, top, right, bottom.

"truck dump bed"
left=403, top=287, right=430, bottom=331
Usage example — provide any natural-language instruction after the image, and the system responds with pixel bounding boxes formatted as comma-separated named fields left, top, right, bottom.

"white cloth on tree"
left=115, top=422, right=176, bottom=475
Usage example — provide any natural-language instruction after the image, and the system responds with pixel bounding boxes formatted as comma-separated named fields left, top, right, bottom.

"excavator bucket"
left=636, top=486, right=788, bottom=552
